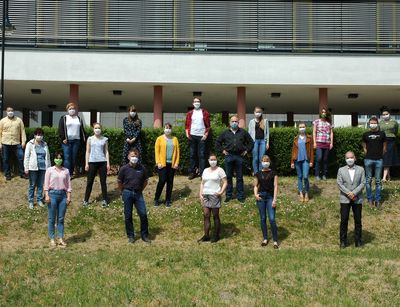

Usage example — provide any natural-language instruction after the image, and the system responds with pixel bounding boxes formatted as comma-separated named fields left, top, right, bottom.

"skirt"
left=383, top=138, right=399, bottom=167
left=202, top=194, right=221, bottom=209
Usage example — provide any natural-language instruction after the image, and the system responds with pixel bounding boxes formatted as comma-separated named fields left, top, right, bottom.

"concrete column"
left=90, top=110, right=98, bottom=126
left=221, top=110, right=229, bottom=126
left=286, top=112, right=294, bottom=127
left=153, top=85, right=163, bottom=128
left=319, top=88, right=328, bottom=112
left=70, top=84, right=79, bottom=105
left=22, top=108, right=30, bottom=128
left=236, top=87, right=246, bottom=128
left=351, top=112, right=359, bottom=127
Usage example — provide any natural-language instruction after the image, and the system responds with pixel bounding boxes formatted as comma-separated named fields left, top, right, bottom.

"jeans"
left=84, top=162, right=108, bottom=202
left=315, top=147, right=329, bottom=177
left=48, top=190, right=67, bottom=239
left=256, top=192, right=278, bottom=241
left=28, top=170, right=46, bottom=203
left=62, top=139, right=80, bottom=176
left=189, top=135, right=206, bottom=175
left=340, top=201, right=362, bottom=243
left=155, top=163, right=175, bottom=202
left=1, top=144, right=24, bottom=177
left=252, top=139, right=266, bottom=174
left=122, top=189, right=149, bottom=239
left=295, top=160, right=310, bottom=193
left=224, top=154, right=244, bottom=200
left=364, top=159, right=383, bottom=202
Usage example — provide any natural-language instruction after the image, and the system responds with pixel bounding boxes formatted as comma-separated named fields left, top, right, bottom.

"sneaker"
left=165, top=201, right=172, bottom=208
left=261, top=240, right=269, bottom=247
left=37, top=201, right=45, bottom=208
left=238, top=198, right=245, bottom=204
left=82, top=200, right=89, bottom=207
left=49, top=239, right=56, bottom=248
left=57, top=238, right=67, bottom=248
left=128, top=237, right=135, bottom=244
left=6, top=176, right=11, bottom=181
left=101, top=200, right=108, bottom=208
left=224, top=197, right=232, bottom=203
left=28, top=202, right=34, bottom=209
left=315, top=176, right=321, bottom=181
left=20, top=174, right=28, bottom=179
left=154, top=200, right=160, bottom=207
left=273, top=241, right=279, bottom=249
left=188, top=173, right=196, bottom=180
left=322, top=175, right=327, bottom=180
left=197, top=235, right=210, bottom=243
left=142, top=236, right=151, bottom=244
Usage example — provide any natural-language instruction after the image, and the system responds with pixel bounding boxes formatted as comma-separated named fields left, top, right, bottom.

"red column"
left=286, top=112, right=294, bottom=127
left=237, top=87, right=246, bottom=128
left=70, top=84, right=79, bottom=105
left=319, top=88, right=328, bottom=112
left=153, top=85, right=163, bottom=128
left=351, top=112, right=359, bottom=127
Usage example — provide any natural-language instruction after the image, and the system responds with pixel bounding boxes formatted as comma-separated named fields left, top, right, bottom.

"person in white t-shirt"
left=198, top=154, right=227, bottom=243
left=185, top=97, right=210, bottom=180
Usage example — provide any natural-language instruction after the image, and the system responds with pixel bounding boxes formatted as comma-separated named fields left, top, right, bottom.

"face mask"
left=130, top=157, right=139, bottom=164
left=129, top=112, right=136, bottom=118
left=346, top=158, right=355, bottom=167
left=164, top=129, right=172, bottom=136
left=68, top=109, right=76, bottom=116
left=94, top=128, right=101, bottom=135
left=262, top=162, right=270, bottom=169
left=320, top=113, right=327, bottom=118
left=255, top=112, right=262, bottom=118
left=7, top=111, right=14, bottom=118
left=369, top=123, right=378, bottom=129
left=35, top=135, right=43, bottom=142
left=54, top=159, right=63, bottom=166
left=193, top=102, right=201, bottom=109
left=382, top=114, right=390, bottom=121
left=231, top=122, right=238, bottom=130
left=299, top=127, right=306, bottom=133
left=209, top=160, right=217, bottom=167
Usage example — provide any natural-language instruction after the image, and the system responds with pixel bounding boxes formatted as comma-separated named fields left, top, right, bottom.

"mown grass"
left=1, top=176, right=400, bottom=306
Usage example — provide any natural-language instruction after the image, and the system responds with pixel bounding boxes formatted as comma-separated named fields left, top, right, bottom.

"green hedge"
left=24, top=126, right=399, bottom=177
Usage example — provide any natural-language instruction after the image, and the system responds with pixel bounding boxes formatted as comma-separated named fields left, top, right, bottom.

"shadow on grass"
left=220, top=223, right=240, bottom=239
left=108, top=188, right=122, bottom=203
left=277, top=226, right=290, bottom=242
left=309, top=184, right=322, bottom=198
left=347, top=229, right=375, bottom=246
left=171, top=185, right=192, bottom=202
left=149, top=226, right=163, bottom=240
left=67, top=229, right=93, bottom=244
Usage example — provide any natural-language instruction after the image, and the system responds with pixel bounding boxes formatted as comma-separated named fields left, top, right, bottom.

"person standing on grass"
left=185, top=97, right=210, bottom=180
left=337, top=151, right=365, bottom=249
left=291, top=122, right=314, bottom=202
left=215, top=114, right=254, bottom=203
left=154, top=123, right=180, bottom=208
left=313, top=108, right=333, bottom=180
left=83, top=122, right=110, bottom=208
left=118, top=149, right=151, bottom=244
left=254, top=155, right=279, bottom=249
left=0, top=106, right=27, bottom=181
left=58, top=102, right=86, bottom=178
left=248, top=106, right=270, bottom=174
left=44, top=152, right=71, bottom=248
left=198, top=153, right=228, bottom=243
left=24, top=128, right=51, bottom=209
left=379, top=108, right=399, bottom=182
left=362, top=117, right=387, bottom=209
left=122, top=105, right=142, bottom=165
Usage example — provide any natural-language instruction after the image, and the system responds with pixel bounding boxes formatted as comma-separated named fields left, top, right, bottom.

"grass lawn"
left=1, top=175, right=399, bottom=306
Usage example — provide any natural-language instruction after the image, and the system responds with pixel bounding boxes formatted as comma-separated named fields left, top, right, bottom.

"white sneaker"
left=37, top=201, right=45, bottom=208
left=57, top=238, right=67, bottom=248
left=28, top=202, right=34, bottom=209
left=49, top=239, right=56, bottom=248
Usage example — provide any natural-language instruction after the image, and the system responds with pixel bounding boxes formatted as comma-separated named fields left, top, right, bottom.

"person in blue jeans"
left=362, top=117, right=387, bottom=209
left=254, top=155, right=279, bottom=249
left=118, top=149, right=150, bottom=244
left=248, top=106, right=270, bottom=174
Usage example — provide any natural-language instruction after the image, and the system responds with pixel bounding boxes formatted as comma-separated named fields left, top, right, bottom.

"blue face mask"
left=231, top=122, right=238, bottom=130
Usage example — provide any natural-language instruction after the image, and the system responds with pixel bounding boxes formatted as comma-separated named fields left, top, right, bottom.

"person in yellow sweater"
left=0, top=107, right=27, bottom=180
left=154, top=123, right=180, bottom=207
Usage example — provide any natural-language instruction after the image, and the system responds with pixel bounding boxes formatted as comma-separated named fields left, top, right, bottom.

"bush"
left=23, top=126, right=399, bottom=177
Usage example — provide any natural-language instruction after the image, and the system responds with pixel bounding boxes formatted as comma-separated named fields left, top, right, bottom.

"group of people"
left=0, top=99, right=398, bottom=249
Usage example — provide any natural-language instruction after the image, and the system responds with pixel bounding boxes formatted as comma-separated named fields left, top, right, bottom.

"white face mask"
left=130, top=157, right=139, bottom=164
left=382, top=114, right=390, bottom=121
left=129, top=111, right=136, bottom=118
left=346, top=158, right=355, bottom=167
left=369, top=123, right=378, bottom=130
left=68, top=109, right=76, bottom=116
left=164, top=128, right=172, bottom=136
left=193, top=102, right=201, bottom=109
left=35, top=135, right=43, bottom=142
left=299, top=127, right=306, bottom=133
left=7, top=111, right=14, bottom=118
left=262, top=162, right=270, bottom=169
left=209, top=160, right=217, bottom=167
left=255, top=112, right=262, bottom=118
left=94, top=128, right=101, bottom=135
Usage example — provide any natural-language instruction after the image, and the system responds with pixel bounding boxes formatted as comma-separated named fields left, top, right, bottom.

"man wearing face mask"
left=362, top=117, right=387, bottom=209
left=337, top=151, right=365, bottom=248
left=215, top=115, right=254, bottom=203
left=118, top=149, right=151, bottom=244
left=0, top=106, right=27, bottom=180
left=185, top=97, right=210, bottom=180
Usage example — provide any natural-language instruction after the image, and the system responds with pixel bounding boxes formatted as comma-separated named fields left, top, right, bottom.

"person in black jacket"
left=58, top=102, right=86, bottom=178
left=215, top=115, right=254, bottom=203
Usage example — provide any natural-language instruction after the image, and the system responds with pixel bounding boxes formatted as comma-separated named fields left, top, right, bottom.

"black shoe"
left=165, top=201, right=172, bottom=208
left=188, top=173, right=196, bottom=180
left=261, top=240, right=269, bottom=247
left=154, top=200, right=160, bottom=207
left=197, top=235, right=210, bottom=243
left=355, top=241, right=363, bottom=248
left=6, top=176, right=11, bottom=181
left=142, top=236, right=151, bottom=244
left=224, top=197, right=232, bottom=203
left=211, top=235, right=220, bottom=243
left=128, top=237, right=135, bottom=244
left=340, top=241, right=347, bottom=249
left=238, top=198, right=245, bottom=204
left=375, top=202, right=382, bottom=210
left=20, top=174, right=28, bottom=179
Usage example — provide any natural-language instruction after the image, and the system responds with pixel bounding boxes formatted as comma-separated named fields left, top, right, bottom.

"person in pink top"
left=44, top=152, right=72, bottom=248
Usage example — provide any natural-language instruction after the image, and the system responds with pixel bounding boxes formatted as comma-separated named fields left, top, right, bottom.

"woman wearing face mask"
left=44, top=152, right=72, bottom=248
left=248, top=106, right=270, bottom=174
left=198, top=154, right=228, bottom=243
left=254, top=155, right=279, bottom=249
left=58, top=102, right=86, bottom=178
left=313, top=108, right=333, bottom=180
left=122, top=105, right=142, bottom=165
left=379, top=108, right=399, bottom=182
left=24, top=128, right=52, bottom=209
left=83, top=123, right=110, bottom=208
left=154, top=123, right=180, bottom=207
left=291, top=122, right=314, bottom=202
